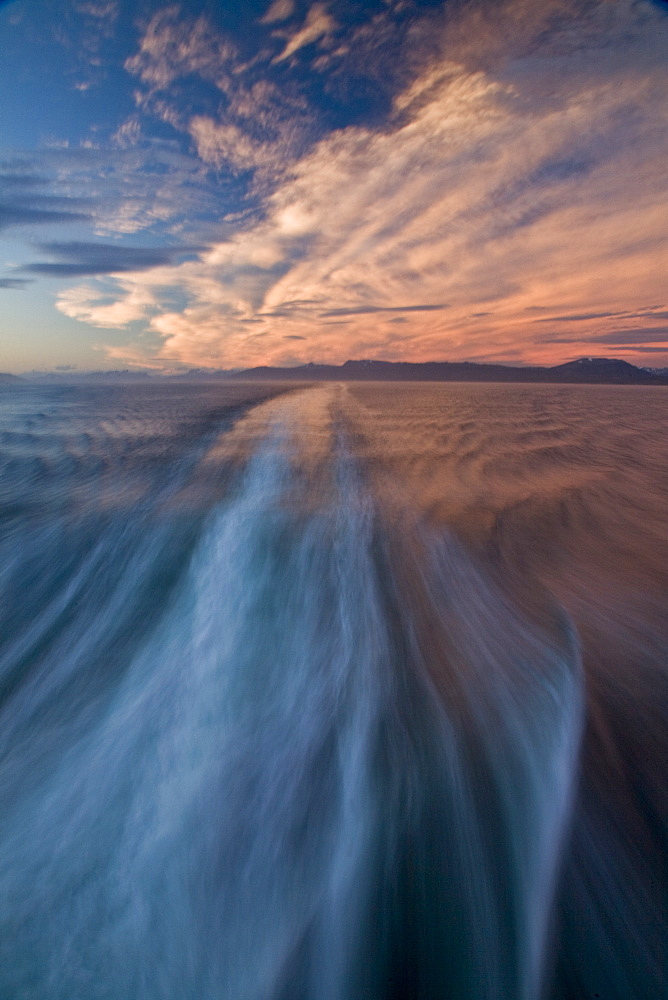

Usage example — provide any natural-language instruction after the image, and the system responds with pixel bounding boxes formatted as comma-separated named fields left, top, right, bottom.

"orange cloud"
left=60, top=0, right=668, bottom=369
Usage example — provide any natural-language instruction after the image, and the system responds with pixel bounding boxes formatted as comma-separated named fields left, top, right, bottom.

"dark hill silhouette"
left=232, top=357, right=668, bottom=385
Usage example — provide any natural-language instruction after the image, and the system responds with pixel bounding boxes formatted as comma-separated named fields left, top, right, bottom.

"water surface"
left=0, top=380, right=665, bottom=999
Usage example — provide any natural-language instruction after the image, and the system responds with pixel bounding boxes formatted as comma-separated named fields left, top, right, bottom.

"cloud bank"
left=3, top=0, right=667, bottom=369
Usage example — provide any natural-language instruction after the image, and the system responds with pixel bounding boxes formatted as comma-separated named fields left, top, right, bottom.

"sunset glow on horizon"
left=1, top=0, right=667, bottom=373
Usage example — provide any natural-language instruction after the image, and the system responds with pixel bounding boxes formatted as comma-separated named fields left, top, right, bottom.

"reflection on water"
left=0, top=380, right=665, bottom=999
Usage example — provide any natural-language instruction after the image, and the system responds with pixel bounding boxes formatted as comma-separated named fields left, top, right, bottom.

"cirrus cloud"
left=40, top=0, right=668, bottom=369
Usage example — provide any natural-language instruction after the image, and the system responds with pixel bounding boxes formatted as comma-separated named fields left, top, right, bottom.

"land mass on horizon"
left=231, top=357, right=668, bottom=384
left=7, top=357, right=668, bottom=385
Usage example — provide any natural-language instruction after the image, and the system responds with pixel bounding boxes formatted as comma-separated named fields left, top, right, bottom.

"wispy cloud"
left=0, top=277, right=31, bottom=289
left=23, top=240, right=207, bottom=277
left=73, top=0, right=668, bottom=369
left=273, top=3, right=336, bottom=63
left=188, top=117, right=280, bottom=174
left=546, top=327, right=668, bottom=345
left=2, top=140, right=223, bottom=241
left=56, top=280, right=159, bottom=328
left=10, top=0, right=668, bottom=370
left=535, top=312, right=621, bottom=323
left=124, top=8, right=237, bottom=91
left=320, top=304, right=449, bottom=317
left=260, top=0, right=296, bottom=26
left=111, top=118, right=141, bottom=149
left=0, top=203, right=90, bottom=230
left=0, top=168, right=91, bottom=230
left=125, top=8, right=316, bottom=187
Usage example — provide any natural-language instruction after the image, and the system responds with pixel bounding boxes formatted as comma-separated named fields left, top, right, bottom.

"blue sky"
left=1, top=0, right=667, bottom=372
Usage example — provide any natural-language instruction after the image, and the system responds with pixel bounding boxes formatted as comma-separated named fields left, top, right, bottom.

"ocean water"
left=0, top=379, right=665, bottom=1000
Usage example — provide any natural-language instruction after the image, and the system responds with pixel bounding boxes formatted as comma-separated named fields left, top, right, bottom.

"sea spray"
left=0, top=411, right=584, bottom=999
left=402, top=532, right=583, bottom=998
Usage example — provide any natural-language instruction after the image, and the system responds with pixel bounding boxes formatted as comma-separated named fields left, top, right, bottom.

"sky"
left=0, top=0, right=667, bottom=373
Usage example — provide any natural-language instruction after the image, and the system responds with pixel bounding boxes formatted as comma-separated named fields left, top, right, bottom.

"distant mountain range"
left=231, top=357, right=668, bottom=385
left=4, top=358, right=668, bottom=385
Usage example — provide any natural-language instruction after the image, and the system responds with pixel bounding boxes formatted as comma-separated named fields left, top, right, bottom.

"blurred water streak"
left=0, top=380, right=665, bottom=999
